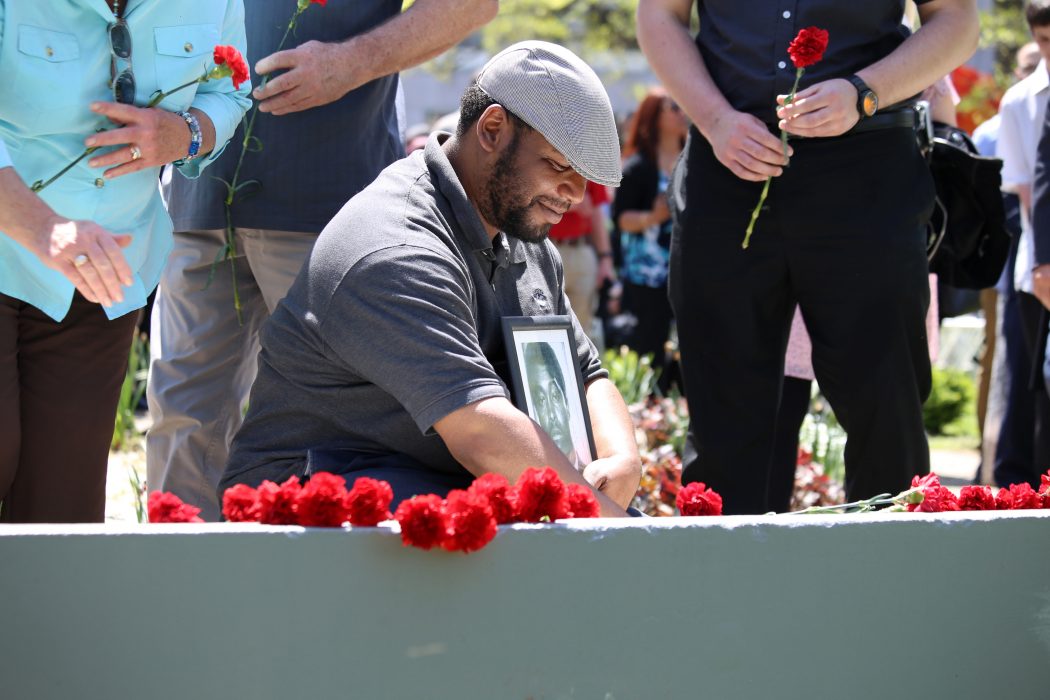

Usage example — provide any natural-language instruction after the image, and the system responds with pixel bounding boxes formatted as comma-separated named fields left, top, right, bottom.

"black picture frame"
left=501, top=316, right=597, bottom=468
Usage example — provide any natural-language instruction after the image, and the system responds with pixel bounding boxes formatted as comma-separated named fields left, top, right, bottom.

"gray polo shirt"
left=222, top=134, right=606, bottom=488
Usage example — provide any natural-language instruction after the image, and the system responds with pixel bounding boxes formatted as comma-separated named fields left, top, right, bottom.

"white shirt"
left=997, top=59, right=1049, bottom=293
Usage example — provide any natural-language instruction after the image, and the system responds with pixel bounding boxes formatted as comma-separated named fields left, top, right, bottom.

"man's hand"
left=254, top=41, right=360, bottom=115
left=34, top=217, right=133, bottom=307
left=707, top=109, right=790, bottom=182
left=777, top=78, right=860, bottom=138
left=1033, top=264, right=1050, bottom=310
left=583, top=454, right=642, bottom=509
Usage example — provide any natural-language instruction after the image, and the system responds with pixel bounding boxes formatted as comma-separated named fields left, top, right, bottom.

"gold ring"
left=129, top=145, right=142, bottom=161
left=73, top=254, right=89, bottom=268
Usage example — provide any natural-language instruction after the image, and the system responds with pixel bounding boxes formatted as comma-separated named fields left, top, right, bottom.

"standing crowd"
left=9, top=0, right=1045, bottom=524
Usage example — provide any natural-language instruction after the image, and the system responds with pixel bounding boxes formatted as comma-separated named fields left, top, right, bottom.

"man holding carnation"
left=637, top=0, right=980, bottom=513
left=220, top=42, right=642, bottom=517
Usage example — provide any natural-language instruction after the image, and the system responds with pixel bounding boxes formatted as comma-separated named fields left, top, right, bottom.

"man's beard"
left=484, top=136, right=569, bottom=244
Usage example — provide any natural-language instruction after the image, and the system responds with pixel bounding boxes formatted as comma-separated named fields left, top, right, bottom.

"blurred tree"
left=982, top=0, right=1030, bottom=85
left=479, top=0, right=641, bottom=54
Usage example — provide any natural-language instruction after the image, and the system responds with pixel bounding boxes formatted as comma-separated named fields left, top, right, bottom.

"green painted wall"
left=1, top=512, right=1048, bottom=699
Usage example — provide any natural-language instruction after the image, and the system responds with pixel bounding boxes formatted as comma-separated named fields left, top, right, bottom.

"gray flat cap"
left=476, top=41, right=622, bottom=187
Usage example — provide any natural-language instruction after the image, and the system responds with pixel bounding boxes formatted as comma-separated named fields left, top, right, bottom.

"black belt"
left=850, top=107, right=917, bottom=134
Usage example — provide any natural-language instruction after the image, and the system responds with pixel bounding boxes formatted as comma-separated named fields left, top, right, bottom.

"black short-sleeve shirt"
left=697, top=0, right=933, bottom=126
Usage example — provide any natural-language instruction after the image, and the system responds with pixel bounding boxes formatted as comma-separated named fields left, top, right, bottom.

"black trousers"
left=623, top=282, right=674, bottom=361
left=0, top=292, right=139, bottom=522
left=670, top=127, right=934, bottom=514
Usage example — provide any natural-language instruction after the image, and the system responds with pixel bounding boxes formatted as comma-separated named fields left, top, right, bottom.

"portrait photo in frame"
left=502, top=316, right=596, bottom=469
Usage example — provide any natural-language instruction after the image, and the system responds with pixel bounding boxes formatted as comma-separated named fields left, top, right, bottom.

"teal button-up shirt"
left=0, top=0, right=250, bottom=321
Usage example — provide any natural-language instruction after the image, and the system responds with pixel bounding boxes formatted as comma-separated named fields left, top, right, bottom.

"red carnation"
left=564, top=483, right=600, bottom=519
left=441, top=490, right=498, bottom=553
left=468, top=473, right=519, bottom=524
left=295, top=472, right=350, bottom=527
left=311, top=0, right=327, bottom=5
left=994, top=487, right=1014, bottom=510
left=908, top=485, right=959, bottom=513
left=957, top=485, right=995, bottom=511
left=148, top=491, right=204, bottom=523
left=394, top=494, right=448, bottom=550
left=676, top=481, right=723, bottom=516
left=222, top=483, right=260, bottom=522
left=787, top=26, right=829, bottom=69
left=1040, top=471, right=1050, bottom=497
left=911, top=473, right=941, bottom=490
left=212, top=45, right=250, bottom=90
left=1008, top=482, right=1042, bottom=510
left=344, top=476, right=394, bottom=526
left=256, top=476, right=302, bottom=525
left=515, top=467, right=569, bottom=522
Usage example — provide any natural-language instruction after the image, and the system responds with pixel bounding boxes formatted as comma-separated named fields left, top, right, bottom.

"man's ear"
left=475, top=104, right=512, bottom=155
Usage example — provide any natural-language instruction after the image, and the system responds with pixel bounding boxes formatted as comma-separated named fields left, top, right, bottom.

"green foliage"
left=980, top=1, right=1030, bottom=86
left=112, top=332, right=149, bottom=451
left=923, top=368, right=978, bottom=437
left=603, top=346, right=660, bottom=405
left=798, top=391, right=846, bottom=486
left=480, top=0, right=640, bottom=55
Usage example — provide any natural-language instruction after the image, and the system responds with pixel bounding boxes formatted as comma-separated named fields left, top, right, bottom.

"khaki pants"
left=146, top=228, right=316, bottom=521
left=553, top=239, right=598, bottom=341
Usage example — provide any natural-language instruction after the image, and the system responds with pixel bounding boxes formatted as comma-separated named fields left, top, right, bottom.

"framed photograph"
left=502, top=316, right=596, bottom=469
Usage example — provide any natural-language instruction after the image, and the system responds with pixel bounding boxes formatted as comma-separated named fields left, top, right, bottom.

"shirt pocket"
left=11, top=25, right=82, bottom=114
left=152, top=24, right=221, bottom=111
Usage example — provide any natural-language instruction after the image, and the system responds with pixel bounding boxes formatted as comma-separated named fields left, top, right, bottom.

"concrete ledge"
left=2, top=512, right=1049, bottom=699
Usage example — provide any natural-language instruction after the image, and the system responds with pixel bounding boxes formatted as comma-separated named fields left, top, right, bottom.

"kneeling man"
left=220, top=42, right=641, bottom=517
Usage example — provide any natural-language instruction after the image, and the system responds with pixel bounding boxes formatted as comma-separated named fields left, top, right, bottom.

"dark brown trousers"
left=0, top=292, right=139, bottom=523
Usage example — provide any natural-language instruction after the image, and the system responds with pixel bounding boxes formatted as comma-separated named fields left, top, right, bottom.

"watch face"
left=862, top=91, right=878, bottom=117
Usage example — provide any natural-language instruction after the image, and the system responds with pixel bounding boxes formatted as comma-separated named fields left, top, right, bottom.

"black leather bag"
left=923, top=121, right=1011, bottom=290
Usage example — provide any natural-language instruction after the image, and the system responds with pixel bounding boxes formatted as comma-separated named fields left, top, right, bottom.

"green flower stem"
left=214, top=6, right=305, bottom=322
left=30, top=146, right=99, bottom=192
left=741, top=67, right=804, bottom=249
left=742, top=175, right=770, bottom=249
left=146, top=74, right=208, bottom=108
left=790, top=487, right=922, bottom=515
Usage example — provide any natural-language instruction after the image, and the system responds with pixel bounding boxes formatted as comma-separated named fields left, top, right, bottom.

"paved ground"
left=930, top=447, right=980, bottom=488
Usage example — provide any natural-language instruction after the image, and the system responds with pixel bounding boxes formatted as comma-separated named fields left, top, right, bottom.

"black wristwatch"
left=847, top=74, right=878, bottom=120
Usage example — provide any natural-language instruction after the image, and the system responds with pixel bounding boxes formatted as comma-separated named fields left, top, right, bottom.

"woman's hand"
left=34, top=217, right=133, bottom=307
left=83, top=102, right=191, bottom=179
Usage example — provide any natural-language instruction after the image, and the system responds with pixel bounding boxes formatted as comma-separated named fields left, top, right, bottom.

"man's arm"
left=254, top=0, right=499, bottom=115
left=587, top=200, right=614, bottom=287
left=636, top=0, right=788, bottom=182
left=434, top=396, right=630, bottom=517
left=581, top=377, right=642, bottom=509
left=777, top=0, right=979, bottom=138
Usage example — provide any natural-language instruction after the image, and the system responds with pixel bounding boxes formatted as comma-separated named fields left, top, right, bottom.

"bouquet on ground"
left=793, top=470, right=1050, bottom=515
left=149, top=466, right=606, bottom=555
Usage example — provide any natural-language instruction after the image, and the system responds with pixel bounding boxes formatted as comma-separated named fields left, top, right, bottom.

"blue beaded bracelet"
left=173, top=110, right=202, bottom=165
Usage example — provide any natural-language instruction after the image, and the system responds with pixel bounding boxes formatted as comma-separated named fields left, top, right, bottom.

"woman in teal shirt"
left=0, top=0, right=250, bottom=522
